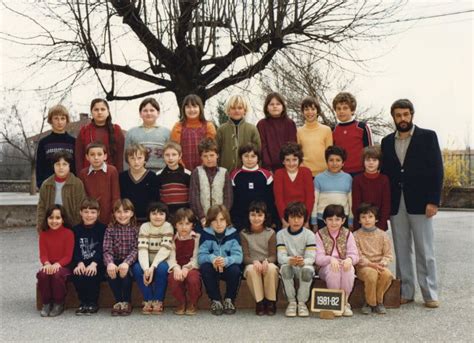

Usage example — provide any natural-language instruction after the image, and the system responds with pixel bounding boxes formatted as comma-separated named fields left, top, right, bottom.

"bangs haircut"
left=139, top=97, right=160, bottom=112
left=284, top=201, right=307, bottom=222
left=279, top=142, right=303, bottom=164
left=322, top=204, right=346, bottom=219
left=362, top=145, right=382, bottom=165
left=263, top=92, right=287, bottom=118
left=163, top=141, right=182, bottom=155
left=80, top=197, right=100, bottom=211
left=300, top=96, right=322, bottom=115
left=238, top=142, right=261, bottom=161
left=147, top=201, right=169, bottom=219
left=111, top=198, right=137, bottom=226
left=225, top=95, right=249, bottom=114
left=180, top=94, right=206, bottom=123
left=52, top=150, right=73, bottom=166
left=125, top=144, right=149, bottom=162
left=173, top=208, right=196, bottom=226
left=244, top=201, right=272, bottom=232
left=41, top=204, right=72, bottom=231
left=205, top=205, right=231, bottom=228
left=325, top=145, right=346, bottom=162
left=47, top=104, right=70, bottom=124
left=86, top=142, right=107, bottom=155
left=332, top=92, right=357, bottom=111
left=357, top=203, right=379, bottom=220
left=198, top=137, right=218, bottom=155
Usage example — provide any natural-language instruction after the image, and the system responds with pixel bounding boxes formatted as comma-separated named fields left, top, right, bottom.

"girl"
left=170, top=94, right=216, bottom=171
left=315, top=204, right=359, bottom=317
left=257, top=92, right=297, bottom=171
left=75, top=98, right=125, bottom=172
left=198, top=205, right=242, bottom=316
left=103, top=199, right=138, bottom=316
left=37, top=205, right=74, bottom=317
left=240, top=201, right=278, bottom=316
left=132, top=202, right=174, bottom=315
left=124, top=98, right=171, bottom=172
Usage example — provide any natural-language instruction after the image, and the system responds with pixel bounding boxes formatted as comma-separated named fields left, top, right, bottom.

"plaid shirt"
left=103, top=224, right=139, bottom=266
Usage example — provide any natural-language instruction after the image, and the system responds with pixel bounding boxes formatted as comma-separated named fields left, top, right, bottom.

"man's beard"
left=396, top=120, right=413, bottom=132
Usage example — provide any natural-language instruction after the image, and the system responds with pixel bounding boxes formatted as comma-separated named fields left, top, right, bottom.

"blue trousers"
left=132, top=261, right=169, bottom=301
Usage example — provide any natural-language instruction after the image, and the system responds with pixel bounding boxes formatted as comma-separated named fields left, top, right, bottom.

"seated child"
left=354, top=203, right=393, bottom=314
left=315, top=204, right=359, bottom=317
left=132, top=202, right=174, bottom=315
left=72, top=197, right=107, bottom=315
left=167, top=208, right=202, bottom=315
left=103, top=199, right=138, bottom=316
left=240, top=201, right=279, bottom=316
left=37, top=205, right=74, bottom=317
left=198, top=205, right=242, bottom=315
left=276, top=201, right=316, bottom=318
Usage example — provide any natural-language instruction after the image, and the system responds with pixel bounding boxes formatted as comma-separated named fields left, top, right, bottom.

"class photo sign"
left=310, top=288, right=345, bottom=316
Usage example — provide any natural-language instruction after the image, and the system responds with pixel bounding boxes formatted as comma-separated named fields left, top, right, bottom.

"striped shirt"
left=276, top=227, right=316, bottom=266
left=156, top=165, right=191, bottom=214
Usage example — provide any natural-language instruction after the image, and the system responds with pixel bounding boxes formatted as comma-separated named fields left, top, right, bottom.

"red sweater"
left=39, top=226, right=74, bottom=266
left=352, top=172, right=391, bottom=231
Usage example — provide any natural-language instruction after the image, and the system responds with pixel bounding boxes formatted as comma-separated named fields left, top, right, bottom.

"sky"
left=0, top=0, right=472, bottom=149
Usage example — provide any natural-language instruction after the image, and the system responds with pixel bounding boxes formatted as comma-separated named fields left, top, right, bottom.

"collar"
left=363, top=172, right=380, bottom=179
left=337, top=118, right=355, bottom=125
left=242, top=165, right=259, bottom=171
left=175, top=230, right=197, bottom=241
left=395, top=125, right=415, bottom=139
left=361, top=226, right=377, bottom=233
left=304, top=121, right=320, bottom=129
left=54, top=175, right=67, bottom=183
left=287, top=227, right=304, bottom=236
left=230, top=118, right=244, bottom=126
left=87, top=162, right=107, bottom=175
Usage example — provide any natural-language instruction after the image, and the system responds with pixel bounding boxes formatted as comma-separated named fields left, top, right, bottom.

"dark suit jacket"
left=381, top=126, right=443, bottom=215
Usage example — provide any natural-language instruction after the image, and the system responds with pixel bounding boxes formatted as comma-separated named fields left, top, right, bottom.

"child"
left=216, top=95, right=261, bottom=172
left=198, top=205, right=242, bottom=315
left=167, top=208, right=202, bottom=315
left=37, top=205, right=74, bottom=317
left=276, top=201, right=316, bottom=317
left=189, top=138, right=233, bottom=228
left=332, top=92, right=372, bottom=176
left=354, top=203, right=393, bottom=314
left=257, top=92, right=297, bottom=171
left=132, top=202, right=174, bottom=315
left=75, top=98, right=125, bottom=172
left=124, top=98, right=170, bottom=172
left=240, top=201, right=278, bottom=316
left=273, top=142, right=314, bottom=228
left=36, top=104, right=76, bottom=188
left=79, top=142, right=120, bottom=225
left=315, top=204, right=359, bottom=317
left=119, top=144, right=159, bottom=223
left=297, top=96, right=333, bottom=176
left=311, top=145, right=353, bottom=230
left=156, top=142, right=192, bottom=217
left=103, top=199, right=139, bottom=316
left=352, top=146, right=391, bottom=231
left=72, top=197, right=107, bottom=315
left=37, top=151, right=85, bottom=230
left=170, top=94, right=216, bottom=171
left=230, top=143, right=275, bottom=231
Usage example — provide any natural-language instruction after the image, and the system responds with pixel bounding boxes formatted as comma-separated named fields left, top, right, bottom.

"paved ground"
left=0, top=211, right=473, bottom=342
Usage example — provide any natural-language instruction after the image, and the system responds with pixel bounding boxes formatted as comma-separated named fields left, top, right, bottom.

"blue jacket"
left=198, top=227, right=243, bottom=267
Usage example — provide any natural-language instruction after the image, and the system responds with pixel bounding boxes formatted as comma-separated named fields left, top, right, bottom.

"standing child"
left=36, top=104, right=76, bottom=188
left=198, top=205, right=242, bottom=315
left=124, top=98, right=170, bottom=172
left=315, top=204, right=360, bottom=317
left=257, top=92, right=297, bottom=171
left=170, top=94, right=216, bottom=171
left=132, top=202, right=174, bottom=315
left=103, top=199, right=139, bottom=316
left=37, top=205, right=74, bottom=317
left=354, top=203, right=393, bottom=314
left=216, top=95, right=261, bottom=172
left=75, top=98, right=125, bottom=172
left=167, top=208, right=202, bottom=315
left=72, top=197, right=107, bottom=315
left=240, top=201, right=279, bottom=316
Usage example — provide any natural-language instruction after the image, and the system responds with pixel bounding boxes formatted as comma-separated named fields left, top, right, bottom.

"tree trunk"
left=30, top=162, right=37, bottom=195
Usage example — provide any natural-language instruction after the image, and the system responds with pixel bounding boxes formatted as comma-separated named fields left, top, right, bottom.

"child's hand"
left=144, top=267, right=154, bottom=285
left=107, top=263, right=118, bottom=279
left=73, top=262, right=86, bottom=275
left=41, top=263, right=52, bottom=274
left=181, top=267, right=189, bottom=279
left=296, top=256, right=305, bottom=267
left=253, top=260, right=263, bottom=274
left=342, top=258, right=352, bottom=272
left=330, top=258, right=340, bottom=272
left=50, top=263, right=61, bottom=274
left=173, top=267, right=183, bottom=281
left=118, top=263, right=129, bottom=278
left=85, top=263, right=97, bottom=276
left=261, top=260, right=269, bottom=274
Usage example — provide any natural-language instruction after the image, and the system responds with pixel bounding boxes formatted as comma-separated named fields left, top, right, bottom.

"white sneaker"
left=297, top=303, right=309, bottom=317
left=343, top=303, right=353, bottom=317
left=285, top=302, right=297, bottom=317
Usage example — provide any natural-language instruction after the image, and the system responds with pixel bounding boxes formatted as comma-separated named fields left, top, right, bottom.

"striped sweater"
left=137, top=221, right=174, bottom=270
left=156, top=165, right=191, bottom=214
left=276, top=227, right=316, bottom=266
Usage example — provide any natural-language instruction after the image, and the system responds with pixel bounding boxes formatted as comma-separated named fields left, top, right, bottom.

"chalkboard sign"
left=310, top=288, right=345, bottom=315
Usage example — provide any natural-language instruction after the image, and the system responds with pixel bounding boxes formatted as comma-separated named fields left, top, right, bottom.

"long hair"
left=90, top=98, right=116, bottom=160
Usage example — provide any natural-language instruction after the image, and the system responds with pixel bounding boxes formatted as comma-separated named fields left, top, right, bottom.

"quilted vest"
left=317, top=227, right=350, bottom=259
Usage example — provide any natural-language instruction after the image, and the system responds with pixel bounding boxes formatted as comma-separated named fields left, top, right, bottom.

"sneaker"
left=174, top=303, right=186, bottom=315
left=297, top=303, right=309, bottom=317
left=142, top=301, right=153, bottom=315
left=86, top=304, right=99, bottom=314
left=120, top=302, right=132, bottom=316
left=223, top=298, right=236, bottom=315
left=40, top=304, right=51, bottom=317
left=375, top=303, right=387, bottom=314
left=210, top=300, right=224, bottom=316
left=361, top=302, right=372, bottom=315
left=256, top=300, right=265, bottom=316
left=266, top=300, right=277, bottom=316
left=49, top=303, right=64, bottom=317
left=111, top=302, right=122, bottom=316
left=424, top=300, right=440, bottom=308
left=285, top=302, right=297, bottom=317
left=343, top=303, right=353, bottom=317
left=75, top=304, right=88, bottom=316
left=185, top=303, right=197, bottom=315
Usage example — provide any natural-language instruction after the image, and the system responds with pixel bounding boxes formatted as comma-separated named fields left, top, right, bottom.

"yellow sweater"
left=297, top=121, right=333, bottom=176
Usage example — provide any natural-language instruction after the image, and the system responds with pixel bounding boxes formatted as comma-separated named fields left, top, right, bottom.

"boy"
left=36, top=105, right=76, bottom=188
left=332, top=92, right=372, bottom=176
left=189, top=138, right=233, bottom=227
left=353, top=203, right=393, bottom=314
left=37, top=151, right=85, bottom=231
left=276, top=202, right=316, bottom=317
left=79, top=142, right=120, bottom=225
left=311, top=145, right=352, bottom=230
left=297, top=96, right=333, bottom=176
left=216, top=95, right=261, bottom=172
left=120, top=144, right=159, bottom=223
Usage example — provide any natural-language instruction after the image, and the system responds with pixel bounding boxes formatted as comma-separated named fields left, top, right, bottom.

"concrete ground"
left=0, top=211, right=473, bottom=342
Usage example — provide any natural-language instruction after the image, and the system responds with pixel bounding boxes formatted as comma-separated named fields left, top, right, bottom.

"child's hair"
left=279, top=142, right=303, bottom=164
left=146, top=201, right=169, bottom=220
left=80, top=196, right=100, bottom=211
left=357, top=202, right=379, bottom=220
left=52, top=151, right=73, bottom=166
left=362, top=145, right=382, bottom=165
left=41, top=204, right=72, bottom=231
left=86, top=142, right=107, bottom=155
left=225, top=95, right=249, bottom=115
left=139, top=97, right=160, bottom=112
left=47, top=104, right=70, bottom=124
left=322, top=204, right=346, bottom=220
left=263, top=92, right=287, bottom=119
left=284, top=201, right=307, bottom=222
left=300, top=96, right=322, bottom=115
left=198, top=138, right=218, bottom=155
left=332, top=92, right=357, bottom=112
left=180, top=94, right=205, bottom=123
left=238, top=142, right=261, bottom=162
left=390, top=98, right=414, bottom=117
left=90, top=98, right=116, bottom=159
left=125, top=144, right=149, bottom=162
left=205, top=204, right=232, bottom=228
left=111, top=198, right=137, bottom=226
left=163, top=141, right=182, bottom=155
left=324, top=145, right=347, bottom=162
left=244, top=201, right=271, bottom=232
left=173, top=207, right=196, bottom=226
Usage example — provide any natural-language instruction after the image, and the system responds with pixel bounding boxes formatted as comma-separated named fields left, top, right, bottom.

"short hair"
left=181, top=94, right=206, bottom=123
left=390, top=99, right=415, bottom=117
left=362, top=145, right=382, bottom=165
left=52, top=151, right=73, bottom=166
left=225, top=95, right=249, bottom=115
left=263, top=92, right=288, bottom=119
left=147, top=202, right=169, bottom=220
left=163, top=141, right=182, bottom=155
left=41, top=204, right=72, bottom=231
left=284, top=201, right=307, bottom=222
left=125, top=144, right=149, bottom=162
left=325, top=145, right=346, bottom=162
left=300, top=96, right=322, bottom=115
left=244, top=201, right=272, bottom=231
left=139, top=97, right=160, bottom=112
left=198, top=138, right=218, bottom=155
left=86, top=142, right=107, bottom=155
left=332, top=92, right=357, bottom=112
left=80, top=197, right=100, bottom=211
left=357, top=203, right=379, bottom=220
left=47, top=105, right=70, bottom=124
left=205, top=205, right=232, bottom=228
left=280, top=142, right=303, bottom=164
left=239, top=143, right=261, bottom=162
left=322, top=204, right=346, bottom=219
left=111, top=198, right=137, bottom=226
left=173, top=208, right=196, bottom=226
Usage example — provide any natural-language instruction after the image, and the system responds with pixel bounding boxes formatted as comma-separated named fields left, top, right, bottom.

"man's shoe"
left=185, top=304, right=197, bottom=315
left=223, top=298, right=236, bottom=314
left=256, top=301, right=265, bottom=316
left=75, top=304, right=88, bottom=316
left=210, top=300, right=223, bottom=315
left=297, top=303, right=309, bottom=317
left=40, top=304, right=51, bottom=317
left=361, top=302, right=372, bottom=315
left=285, top=302, right=297, bottom=317
left=424, top=300, right=439, bottom=308
left=174, top=303, right=186, bottom=315
left=49, top=303, right=64, bottom=317
left=375, top=303, right=387, bottom=314
left=343, top=303, right=353, bottom=317
left=400, top=298, right=414, bottom=305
